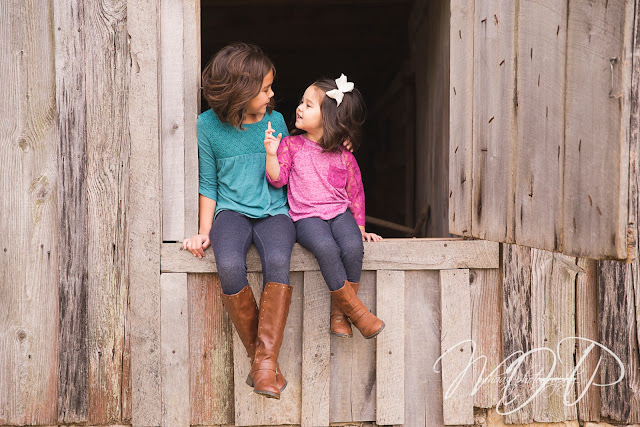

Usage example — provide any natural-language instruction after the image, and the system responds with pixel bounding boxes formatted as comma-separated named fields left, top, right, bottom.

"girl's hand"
left=342, top=138, right=354, bottom=152
left=264, top=121, right=282, bottom=156
left=183, top=233, right=211, bottom=259
left=361, top=230, right=382, bottom=242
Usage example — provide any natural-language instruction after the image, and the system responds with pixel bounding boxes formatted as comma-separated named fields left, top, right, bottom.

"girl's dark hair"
left=293, top=78, right=366, bottom=152
left=202, top=42, right=275, bottom=128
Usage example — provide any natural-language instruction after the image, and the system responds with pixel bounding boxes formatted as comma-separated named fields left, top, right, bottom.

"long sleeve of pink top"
left=266, top=135, right=366, bottom=226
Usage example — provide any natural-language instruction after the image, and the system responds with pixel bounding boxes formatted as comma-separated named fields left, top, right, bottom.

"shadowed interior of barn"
left=200, top=0, right=451, bottom=237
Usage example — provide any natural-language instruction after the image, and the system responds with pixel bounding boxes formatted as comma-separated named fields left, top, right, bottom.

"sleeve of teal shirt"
left=197, top=117, right=218, bottom=201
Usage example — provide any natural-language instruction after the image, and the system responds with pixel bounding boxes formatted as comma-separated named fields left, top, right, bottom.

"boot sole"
left=246, top=374, right=287, bottom=393
left=254, top=389, right=280, bottom=399
left=363, top=322, right=385, bottom=339
left=330, top=331, right=353, bottom=338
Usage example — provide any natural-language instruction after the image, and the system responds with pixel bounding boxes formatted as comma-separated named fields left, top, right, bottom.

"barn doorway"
left=201, top=0, right=450, bottom=238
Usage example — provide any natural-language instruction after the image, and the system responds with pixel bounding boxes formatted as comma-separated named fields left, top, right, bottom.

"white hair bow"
left=325, top=74, right=354, bottom=106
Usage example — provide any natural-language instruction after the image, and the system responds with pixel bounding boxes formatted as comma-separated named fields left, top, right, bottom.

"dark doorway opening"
left=201, top=0, right=431, bottom=237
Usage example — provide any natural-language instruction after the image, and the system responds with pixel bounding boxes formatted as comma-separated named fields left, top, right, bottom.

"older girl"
left=183, top=43, right=292, bottom=399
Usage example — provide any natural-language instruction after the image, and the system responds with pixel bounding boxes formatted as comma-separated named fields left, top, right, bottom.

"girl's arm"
left=184, top=119, right=218, bottom=258
left=265, top=123, right=295, bottom=188
left=344, top=151, right=382, bottom=242
left=182, top=195, right=217, bottom=258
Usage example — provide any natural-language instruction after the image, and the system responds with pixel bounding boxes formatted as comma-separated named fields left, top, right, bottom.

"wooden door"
left=449, top=0, right=638, bottom=260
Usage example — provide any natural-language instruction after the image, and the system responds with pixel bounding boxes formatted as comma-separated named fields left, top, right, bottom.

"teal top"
left=197, top=109, right=290, bottom=219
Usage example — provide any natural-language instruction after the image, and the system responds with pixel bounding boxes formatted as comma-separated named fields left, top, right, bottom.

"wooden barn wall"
left=1, top=0, right=131, bottom=424
left=411, top=0, right=451, bottom=238
left=449, top=0, right=637, bottom=260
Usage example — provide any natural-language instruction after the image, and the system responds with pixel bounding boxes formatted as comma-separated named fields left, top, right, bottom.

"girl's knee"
left=216, top=256, right=246, bottom=281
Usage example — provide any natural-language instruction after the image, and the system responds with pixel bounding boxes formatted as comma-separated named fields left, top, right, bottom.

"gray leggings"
left=295, top=210, right=364, bottom=291
left=210, top=210, right=296, bottom=295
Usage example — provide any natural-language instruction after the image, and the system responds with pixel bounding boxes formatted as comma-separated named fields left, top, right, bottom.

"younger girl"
left=265, top=74, right=384, bottom=339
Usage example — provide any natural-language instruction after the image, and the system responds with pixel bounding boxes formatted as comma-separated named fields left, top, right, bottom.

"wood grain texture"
left=376, top=270, right=405, bottom=425
left=83, top=1, right=130, bottom=422
left=562, top=0, right=634, bottom=259
left=530, top=249, right=578, bottom=422
left=161, top=0, right=185, bottom=241
left=598, top=260, right=640, bottom=423
left=449, top=0, right=474, bottom=236
left=502, top=244, right=533, bottom=424
left=53, top=0, right=89, bottom=422
left=160, top=273, right=190, bottom=427
left=471, top=0, right=517, bottom=243
left=470, top=268, right=502, bottom=408
left=575, top=258, right=601, bottom=422
left=439, top=269, right=474, bottom=425
left=183, top=0, right=201, bottom=237
left=404, top=270, right=444, bottom=427
left=329, top=271, right=377, bottom=424
left=301, top=271, right=331, bottom=427
left=161, top=239, right=500, bottom=273
left=0, top=1, right=59, bottom=424
left=189, top=274, right=233, bottom=425
left=127, top=0, right=162, bottom=423
left=514, top=0, right=567, bottom=251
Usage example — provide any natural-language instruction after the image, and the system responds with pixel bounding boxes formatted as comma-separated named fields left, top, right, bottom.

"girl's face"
left=295, top=85, right=324, bottom=139
left=245, top=69, right=274, bottom=120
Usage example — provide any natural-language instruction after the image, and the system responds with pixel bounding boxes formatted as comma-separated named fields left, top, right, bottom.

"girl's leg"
left=295, top=217, right=348, bottom=291
left=329, top=210, right=364, bottom=283
left=249, top=214, right=296, bottom=399
left=210, top=210, right=253, bottom=295
left=252, top=214, right=296, bottom=288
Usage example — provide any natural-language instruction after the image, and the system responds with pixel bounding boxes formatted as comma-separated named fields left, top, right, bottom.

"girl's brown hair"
left=202, top=42, right=275, bottom=128
left=293, top=78, right=366, bottom=152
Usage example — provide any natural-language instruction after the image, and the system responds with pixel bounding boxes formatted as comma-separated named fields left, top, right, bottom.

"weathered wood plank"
left=161, top=239, right=500, bottom=273
left=530, top=249, right=578, bottom=422
left=449, top=0, right=474, bottom=236
left=188, top=273, right=233, bottom=425
left=329, top=271, right=377, bottom=424
left=439, top=269, right=473, bottom=425
left=471, top=0, right=517, bottom=243
left=160, top=273, right=190, bottom=427
left=231, top=277, right=264, bottom=427
left=514, top=0, right=567, bottom=251
left=53, top=0, right=89, bottom=423
left=183, top=0, right=200, bottom=237
left=127, top=0, right=162, bottom=423
left=161, top=0, right=185, bottom=241
left=626, top=0, right=640, bottom=264
left=0, top=1, right=59, bottom=424
left=575, top=258, right=601, bottom=422
left=562, top=0, right=634, bottom=259
left=83, top=0, right=130, bottom=422
left=502, top=244, right=533, bottom=424
left=599, top=260, right=640, bottom=423
left=404, top=270, right=443, bottom=426
left=376, top=270, right=405, bottom=425
left=470, top=268, right=502, bottom=408
left=301, top=271, right=331, bottom=427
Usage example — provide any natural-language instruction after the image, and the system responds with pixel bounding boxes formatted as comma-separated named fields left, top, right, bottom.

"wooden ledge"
left=160, top=238, right=499, bottom=273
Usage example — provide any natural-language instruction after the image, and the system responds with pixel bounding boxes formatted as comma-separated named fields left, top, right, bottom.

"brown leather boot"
left=330, top=281, right=360, bottom=337
left=220, top=285, right=287, bottom=392
left=330, top=280, right=384, bottom=339
left=250, top=282, right=293, bottom=399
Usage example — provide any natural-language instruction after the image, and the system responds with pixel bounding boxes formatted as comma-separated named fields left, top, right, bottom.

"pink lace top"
left=266, top=134, right=365, bottom=225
